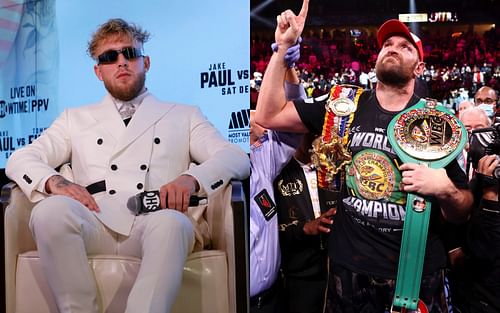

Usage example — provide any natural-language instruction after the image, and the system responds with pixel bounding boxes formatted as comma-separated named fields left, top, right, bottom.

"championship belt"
left=311, top=84, right=364, bottom=191
left=387, top=99, right=467, bottom=312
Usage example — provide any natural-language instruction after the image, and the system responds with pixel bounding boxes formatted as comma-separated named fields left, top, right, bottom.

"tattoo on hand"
left=48, top=175, right=71, bottom=193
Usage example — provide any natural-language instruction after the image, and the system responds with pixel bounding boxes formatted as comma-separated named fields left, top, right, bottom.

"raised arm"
left=255, top=0, right=310, bottom=133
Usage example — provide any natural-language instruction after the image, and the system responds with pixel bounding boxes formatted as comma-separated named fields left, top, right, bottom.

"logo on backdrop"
left=0, top=127, right=46, bottom=159
left=200, top=61, right=249, bottom=96
left=0, top=85, right=50, bottom=119
left=227, top=109, right=249, bottom=145
left=0, top=85, right=50, bottom=159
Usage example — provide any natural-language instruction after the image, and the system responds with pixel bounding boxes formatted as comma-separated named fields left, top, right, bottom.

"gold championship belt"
left=311, top=85, right=364, bottom=190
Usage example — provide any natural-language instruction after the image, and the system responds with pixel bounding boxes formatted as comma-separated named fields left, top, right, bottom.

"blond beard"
left=104, top=72, right=146, bottom=101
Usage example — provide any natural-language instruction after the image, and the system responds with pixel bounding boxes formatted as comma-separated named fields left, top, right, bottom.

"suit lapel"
left=112, top=94, right=175, bottom=155
left=88, top=94, right=126, bottom=141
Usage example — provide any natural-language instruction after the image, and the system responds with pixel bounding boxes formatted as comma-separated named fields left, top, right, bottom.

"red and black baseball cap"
left=377, top=19, right=424, bottom=62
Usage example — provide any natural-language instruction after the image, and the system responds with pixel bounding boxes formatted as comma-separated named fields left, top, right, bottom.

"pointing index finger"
left=299, top=0, right=309, bottom=19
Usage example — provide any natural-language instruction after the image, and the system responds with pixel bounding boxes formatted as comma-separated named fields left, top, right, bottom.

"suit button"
left=111, top=164, right=118, bottom=171
left=109, top=189, right=116, bottom=195
left=97, top=138, right=103, bottom=145
left=23, top=174, right=33, bottom=184
left=211, top=179, right=223, bottom=190
left=140, top=164, right=147, bottom=171
left=154, top=137, right=161, bottom=144
left=136, top=183, right=144, bottom=190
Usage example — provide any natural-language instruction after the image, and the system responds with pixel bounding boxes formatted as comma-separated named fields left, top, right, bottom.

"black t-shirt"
left=294, top=90, right=469, bottom=278
left=465, top=178, right=500, bottom=304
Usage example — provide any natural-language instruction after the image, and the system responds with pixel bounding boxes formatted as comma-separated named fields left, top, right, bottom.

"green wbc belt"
left=387, top=99, right=466, bottom=311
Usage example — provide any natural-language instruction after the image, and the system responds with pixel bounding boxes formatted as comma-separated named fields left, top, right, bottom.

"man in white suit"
left=6, top=18, right=249, bottom=313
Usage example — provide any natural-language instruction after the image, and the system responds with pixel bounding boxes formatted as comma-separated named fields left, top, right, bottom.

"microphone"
left=127, top=190, right=207, bottom=215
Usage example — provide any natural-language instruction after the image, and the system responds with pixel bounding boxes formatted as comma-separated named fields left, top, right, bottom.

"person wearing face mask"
left=474, top=86, right=498, bottom=123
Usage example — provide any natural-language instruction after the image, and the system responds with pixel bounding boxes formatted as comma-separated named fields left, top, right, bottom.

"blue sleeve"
left=284, top=81, right=307, bottom=101
left=250, top=130, right=302, bottom=186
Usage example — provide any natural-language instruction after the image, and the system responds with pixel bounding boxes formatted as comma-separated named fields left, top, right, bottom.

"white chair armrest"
left=3, top=182, right=38, bottom=313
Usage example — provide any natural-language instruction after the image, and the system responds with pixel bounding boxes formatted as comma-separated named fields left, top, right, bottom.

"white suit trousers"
left=29, top=195, right=194, bottom=313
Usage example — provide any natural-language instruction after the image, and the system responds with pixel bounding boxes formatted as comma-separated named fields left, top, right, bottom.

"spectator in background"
left=250, top=14, right=500, bottom=106
left=472, top=66, right=485, bottom=92
left=250, top=46, right=307, bottom=312
left=318, top=74, right=328, bottom=92
left=250, top=109, right=301, bottom=313
left=250, top=106, right=303, bottom=313
left=457, top=100, right=474, bottom=118
left=474, top=86, right=498, bottom=120
left=368, top=67, right=377, bottom=89
left=458, top=107, right=491, bottom=178
left=252, top=72, right=263, bottom=90
left=461, top=107, right=492, bottom=132
left=275, top=132, right=336, bottom=313
left=359, top=68, right=369, bottom=89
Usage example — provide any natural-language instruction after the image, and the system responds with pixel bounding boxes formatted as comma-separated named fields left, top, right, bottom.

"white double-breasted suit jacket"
left=6, top=92, right=250, bottom=236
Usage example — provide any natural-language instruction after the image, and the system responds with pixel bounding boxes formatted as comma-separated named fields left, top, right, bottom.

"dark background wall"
left=251, top=0, right=500, bottom=29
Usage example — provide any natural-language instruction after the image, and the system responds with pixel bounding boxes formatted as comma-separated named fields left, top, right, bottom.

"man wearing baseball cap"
left=377, top=19, right=424, bottom=62
left=254, top=0, right=473, bottom=311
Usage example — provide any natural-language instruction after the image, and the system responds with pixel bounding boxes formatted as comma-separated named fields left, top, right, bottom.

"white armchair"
left=2, top=180, right=247, bottom=313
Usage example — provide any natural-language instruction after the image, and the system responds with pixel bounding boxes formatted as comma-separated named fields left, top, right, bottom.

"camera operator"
left=458, top=153, right=499, bottom=313
left=449, top=115, right=499, bottom=311
left=447, top=117, right=500, bottom=312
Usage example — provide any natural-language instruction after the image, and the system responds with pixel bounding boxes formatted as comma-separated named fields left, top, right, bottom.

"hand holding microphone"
left=127, top=190, right=207, bottom=215
left=127, top=175, right=203, bottom=214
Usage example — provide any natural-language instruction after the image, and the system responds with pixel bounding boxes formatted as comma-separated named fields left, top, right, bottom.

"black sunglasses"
left=97, top=47, right=143, bottom=65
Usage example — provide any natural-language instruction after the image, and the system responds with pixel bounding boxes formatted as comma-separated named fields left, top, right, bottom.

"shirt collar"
left=112, top=88, right=149, bottom=113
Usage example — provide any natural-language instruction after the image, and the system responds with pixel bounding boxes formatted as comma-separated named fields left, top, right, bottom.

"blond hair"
left=87, top=18, right=150, bottom=59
